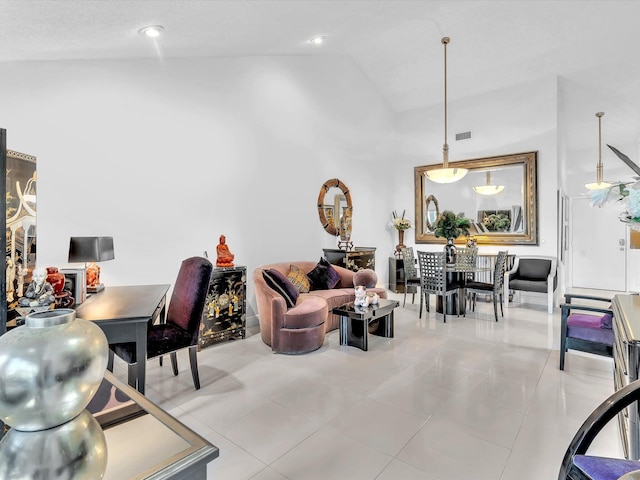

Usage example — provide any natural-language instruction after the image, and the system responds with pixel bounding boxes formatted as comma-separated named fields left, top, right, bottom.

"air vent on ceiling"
left=456, top=131, right=471, bottom=141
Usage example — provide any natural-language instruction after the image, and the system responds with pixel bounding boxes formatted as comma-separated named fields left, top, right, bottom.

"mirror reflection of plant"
left=433, top=210, right=471, bottom=240
left=482, top=213, right=511, bottom=232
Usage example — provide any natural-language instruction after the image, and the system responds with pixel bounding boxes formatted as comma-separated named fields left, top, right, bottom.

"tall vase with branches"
left=390, top=210, right=412, bottom=257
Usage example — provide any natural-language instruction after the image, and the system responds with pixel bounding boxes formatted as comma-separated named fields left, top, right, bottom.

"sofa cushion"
left=287, top=264, right=311, bottom=293
left=307, top=257, right=340, bottom=290
left=263, top=269, right=298, bottom=308
left=283, top=297, right=327, bottom=329
left=353, top=268, right=377, bottom=288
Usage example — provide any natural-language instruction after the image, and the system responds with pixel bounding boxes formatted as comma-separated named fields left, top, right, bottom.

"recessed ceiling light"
left=138, top=25, right=164, bottom=38
left=310, top=36, right=326, bottom=45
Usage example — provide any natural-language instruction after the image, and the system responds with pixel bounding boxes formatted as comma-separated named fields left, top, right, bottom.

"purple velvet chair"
left=110, top=256, right=213, bottom=390
left=559, top=293, right=613, bottom=370
left=559, top=379, right=640, bottom=479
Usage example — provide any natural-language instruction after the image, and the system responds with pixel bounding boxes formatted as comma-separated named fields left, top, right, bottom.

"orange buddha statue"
left=216, top=235, right=235, bottom=268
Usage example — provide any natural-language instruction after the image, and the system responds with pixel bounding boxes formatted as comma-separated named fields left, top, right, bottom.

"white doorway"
left=570, top=196, right=627, bottom=291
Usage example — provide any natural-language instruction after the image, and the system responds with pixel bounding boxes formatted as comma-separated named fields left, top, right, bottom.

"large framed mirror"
left=414, top=151, right=538, bottom=245
left=317, top=178, right=352, bottom=236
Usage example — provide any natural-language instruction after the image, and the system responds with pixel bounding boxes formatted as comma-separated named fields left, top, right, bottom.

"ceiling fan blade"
left=607, top=144, right=640, bottom=177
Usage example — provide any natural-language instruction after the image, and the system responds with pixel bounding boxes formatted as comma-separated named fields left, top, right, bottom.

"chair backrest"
left=493, top=251, right=509, bottom=292
left=401, top=247, right=418, bottom=279
left=417, top=251, right=447, bottom=295
left=455, top=247, right=478, bottom=280
left=167, top=256, right=213, bottom=343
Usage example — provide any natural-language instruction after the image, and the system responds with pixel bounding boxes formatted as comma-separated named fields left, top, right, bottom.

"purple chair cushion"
left=567, top=324, right=614, bottom=346
left=573, top=455, right=640, bottom=480
left=568, top=312, right=612, bottom=330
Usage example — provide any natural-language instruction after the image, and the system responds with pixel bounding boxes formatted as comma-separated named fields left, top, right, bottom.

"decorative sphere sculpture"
left=0, top=308, right=108, bottom=431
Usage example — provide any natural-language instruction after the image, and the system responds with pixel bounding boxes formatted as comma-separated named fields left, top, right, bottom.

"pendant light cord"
left=442, top=37, right=450, bottom=167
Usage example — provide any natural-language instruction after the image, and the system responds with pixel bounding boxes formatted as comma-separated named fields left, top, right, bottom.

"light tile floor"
left=110, top=293, right=624, bottom=480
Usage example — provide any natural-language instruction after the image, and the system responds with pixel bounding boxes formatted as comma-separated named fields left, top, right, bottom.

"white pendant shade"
left=473, top=171, right=504, bottom=195
left=425, top=167, right=468, bottom=184
left=585, top=181, right=612, bottom=191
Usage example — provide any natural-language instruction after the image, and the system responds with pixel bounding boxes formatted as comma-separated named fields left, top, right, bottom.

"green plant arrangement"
left=482, top=213, right=511, bottom=232
left=433, top=210, right=471, bottom=240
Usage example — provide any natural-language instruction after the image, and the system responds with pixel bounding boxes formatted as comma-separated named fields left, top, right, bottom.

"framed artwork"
left=60, top=268, right=86, bottom=304
left=3, top=146, right=37, bottom=327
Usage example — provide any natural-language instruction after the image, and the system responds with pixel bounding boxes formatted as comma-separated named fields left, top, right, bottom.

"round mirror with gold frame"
left=317, top=178, right=352, bottom=236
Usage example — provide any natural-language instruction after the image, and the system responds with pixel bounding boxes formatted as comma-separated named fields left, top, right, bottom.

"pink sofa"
left=253, top=261, right=388, bottom=354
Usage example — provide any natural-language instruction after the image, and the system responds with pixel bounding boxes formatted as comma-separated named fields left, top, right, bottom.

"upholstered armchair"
left=559, top=293, right=613, bottom=370
left=505, top=256, right=557, bottom=314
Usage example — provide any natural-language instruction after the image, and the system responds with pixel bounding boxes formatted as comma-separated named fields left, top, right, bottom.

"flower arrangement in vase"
left=390, top=210, right=413, bottom=256
left=433, top=210, right=471, bottom=263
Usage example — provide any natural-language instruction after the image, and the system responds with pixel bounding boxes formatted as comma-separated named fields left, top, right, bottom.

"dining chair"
left=109, top=256, right=213, bottom=390
left=559, top=379, right=640, bottom=480
left=400, top=247, right=421, bottom=308
left=454, top=246, right=478, bottom=304
left=417, top=251, right=458, bottom=322
left=464, top=250, right=509, bottom=322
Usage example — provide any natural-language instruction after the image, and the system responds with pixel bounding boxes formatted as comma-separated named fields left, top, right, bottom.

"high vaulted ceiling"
left=1, top=0, right=639, bottom=153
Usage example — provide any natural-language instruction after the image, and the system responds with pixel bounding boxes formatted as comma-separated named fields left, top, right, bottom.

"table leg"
left=339, top=315, right=368, bottom=351
left=370, top=311, right=394, bottom=338
left=135, top=322, right=147, bottom=394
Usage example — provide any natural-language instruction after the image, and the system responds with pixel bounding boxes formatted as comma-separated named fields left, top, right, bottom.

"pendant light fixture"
left=473, top=171, right=505, bottom=195
left=424, top=37, right=468, bottom=184
left=585, top=112, right=612, bottom=191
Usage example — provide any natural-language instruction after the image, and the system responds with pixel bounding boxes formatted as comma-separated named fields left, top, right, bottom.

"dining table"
left=438, top=264, right=492, bottom=315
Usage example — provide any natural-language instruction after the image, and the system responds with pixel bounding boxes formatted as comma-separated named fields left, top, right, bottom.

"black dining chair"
left=400, top=247, right=421, bottom=308
left=417, top=251, right=458, bottom=322
left=559, top=379, right=640, bottom=480
left=109, top=256, right=213, bottom=390
left=464, top=250, right=509, bottom=322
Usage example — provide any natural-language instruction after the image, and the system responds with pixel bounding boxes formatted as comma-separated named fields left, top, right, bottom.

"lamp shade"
left=68, top=237, right=115, bottom=263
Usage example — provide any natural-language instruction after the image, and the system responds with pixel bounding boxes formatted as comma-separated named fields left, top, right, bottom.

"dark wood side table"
left=333, top=298, right=399, bottom=351
left=323, top=247, right=376, bottom=272
left=389, top=257, right=405, bottom=293
left=199, top=266, right=246, bottom=349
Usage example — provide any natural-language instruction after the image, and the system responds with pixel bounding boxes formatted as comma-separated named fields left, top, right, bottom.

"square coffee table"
left=333, top=298, right=399, bottom=351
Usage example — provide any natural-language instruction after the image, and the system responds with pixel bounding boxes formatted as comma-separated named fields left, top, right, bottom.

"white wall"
left=0, top=55, right=395, bottom=325
left=391, top=76, right=559, bottom=257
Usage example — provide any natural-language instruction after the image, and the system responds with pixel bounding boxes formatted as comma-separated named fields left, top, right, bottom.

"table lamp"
left=68, top=237, right=115, bottom=293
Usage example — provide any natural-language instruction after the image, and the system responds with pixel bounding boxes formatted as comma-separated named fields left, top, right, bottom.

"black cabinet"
left=389, top=257, right=405, bottom=293
left=322, top=247, right=376, bottom=272
left=199, top=266, right=246, bottom=349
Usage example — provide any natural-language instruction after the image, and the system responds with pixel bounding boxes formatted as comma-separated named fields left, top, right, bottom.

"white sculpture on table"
left=354, top=285, right=380, bottom=308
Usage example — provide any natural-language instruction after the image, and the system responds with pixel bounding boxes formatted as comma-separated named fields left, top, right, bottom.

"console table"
left=323, top=247, right=376, bottom=272
left=612, top=294, right=640, bottom=459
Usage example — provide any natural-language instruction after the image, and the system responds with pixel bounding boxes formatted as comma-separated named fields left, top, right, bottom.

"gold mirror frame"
left=414, top=151, right=538, bottom=245
left=424, top=195, right=439, bottom=232
left=317, top=178, right=352, bottom=236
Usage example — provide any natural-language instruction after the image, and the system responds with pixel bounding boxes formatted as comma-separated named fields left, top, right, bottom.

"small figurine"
left=216, top=234, right=235, bottom=268
left=18, top=266, right=55, bottom=308
left=354, top=285, right=380, bottom=308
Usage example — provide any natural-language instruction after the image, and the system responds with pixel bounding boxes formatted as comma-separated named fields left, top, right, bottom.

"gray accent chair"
left=504, top=256, right=557, bottom=314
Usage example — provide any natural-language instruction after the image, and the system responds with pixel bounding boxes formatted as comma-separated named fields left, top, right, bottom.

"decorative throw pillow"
left=353, top=269, right=377, bottom=288
left=307, top=257, right=340, bottom=290
left=287, top=264, right=311, bottom=293
left=262, top=269, right=298, bottom=308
